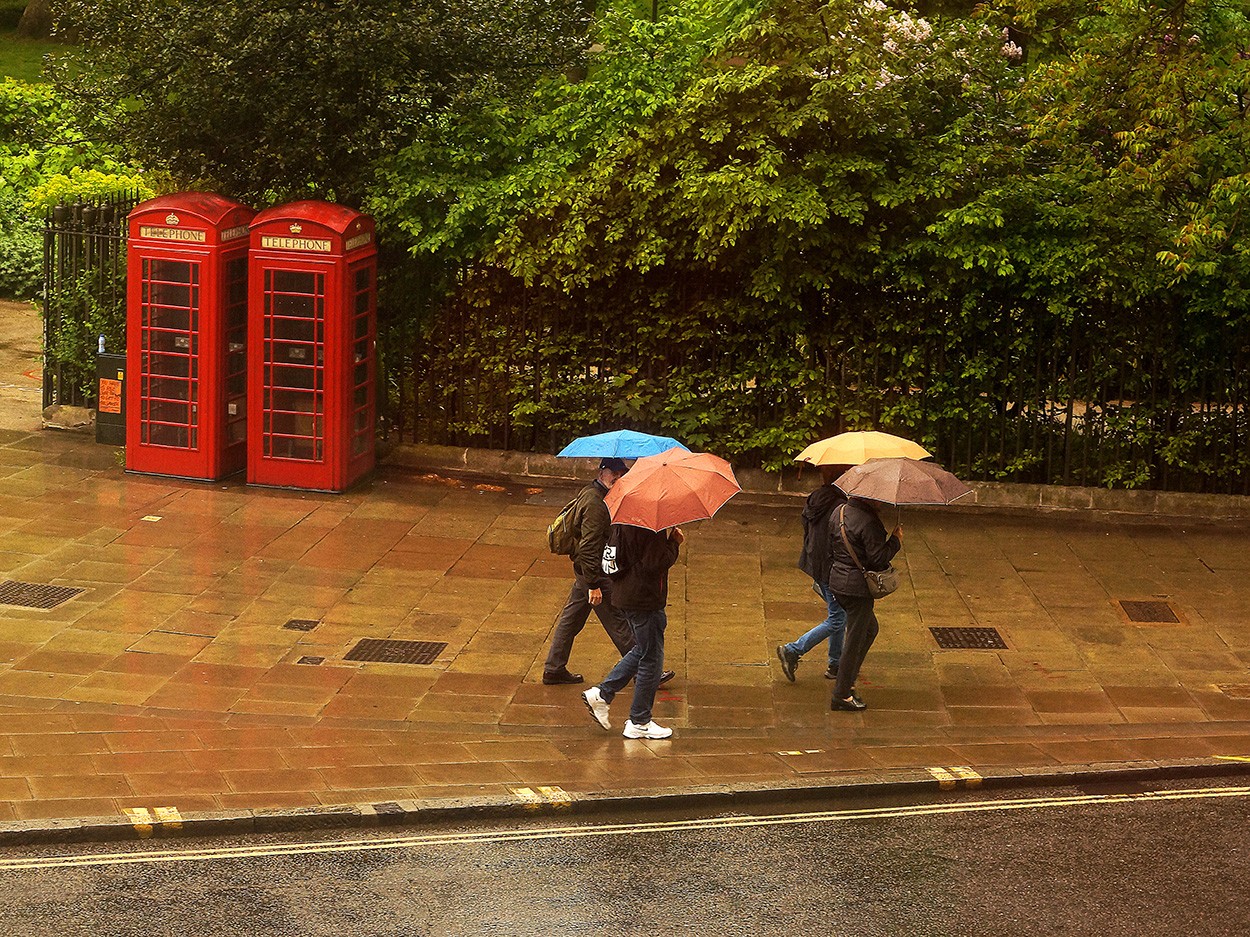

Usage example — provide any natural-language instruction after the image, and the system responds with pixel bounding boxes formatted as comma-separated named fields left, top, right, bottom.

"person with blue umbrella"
left=544, top=430, right=683, bottom=687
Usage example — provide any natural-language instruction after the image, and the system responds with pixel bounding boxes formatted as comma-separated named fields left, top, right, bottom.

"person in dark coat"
left=777, top=464, right=850, bottom=683
left=826, top=497, right=901, bottom=710
left=582, top=524, right=683, bottom=739
left=541, top=458, right=634, bottom=685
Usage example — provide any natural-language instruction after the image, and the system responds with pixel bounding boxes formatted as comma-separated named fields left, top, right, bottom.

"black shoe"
left=542, top=669, right=584, bottom=685
left=776, top=645, right=799, bottom=683
left=831, top=694, right=867, bottom=711
left=824, top=666, right=838, bottom=680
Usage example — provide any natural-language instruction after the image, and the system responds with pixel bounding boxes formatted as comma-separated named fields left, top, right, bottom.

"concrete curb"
left=4, top=758, right=1247, bottom=848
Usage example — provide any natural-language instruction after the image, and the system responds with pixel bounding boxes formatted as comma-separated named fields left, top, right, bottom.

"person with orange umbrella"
left=582, top=449, right=740, bottom=740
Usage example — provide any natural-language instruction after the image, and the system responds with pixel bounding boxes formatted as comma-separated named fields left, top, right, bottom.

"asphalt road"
left=0, top=775, right=1247, bottom=937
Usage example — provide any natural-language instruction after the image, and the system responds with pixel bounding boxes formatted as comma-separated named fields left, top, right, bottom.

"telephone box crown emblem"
left=165, top=213, right=180, bottom=226
left=289, top=223, right=303, bottom=234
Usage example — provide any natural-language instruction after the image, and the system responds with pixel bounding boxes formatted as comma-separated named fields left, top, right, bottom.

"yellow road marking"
left=7, top=784, right=1250, bottom=871
left=948, top=767, right=983, bottom=789
left=537, top=786, right=571, bottom=807
left=1215, top=755, right=1250, bottom=763
left=927, top=767, right=957, bottom=790
left=123, top=808, right=153, bottom=839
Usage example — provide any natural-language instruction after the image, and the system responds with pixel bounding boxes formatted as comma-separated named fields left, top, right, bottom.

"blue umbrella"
left=557, top=430, right=689, bottom=459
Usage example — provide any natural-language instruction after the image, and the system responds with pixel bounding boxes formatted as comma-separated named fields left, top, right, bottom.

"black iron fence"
left=381, top=285, right=1250, bottom=495
left=42, top=193, right=140, bottom=409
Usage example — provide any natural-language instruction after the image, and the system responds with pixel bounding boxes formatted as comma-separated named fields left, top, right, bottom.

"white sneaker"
left=623, top=720, right=673, bottom=740
left=582, top=687, right=611, bottom=730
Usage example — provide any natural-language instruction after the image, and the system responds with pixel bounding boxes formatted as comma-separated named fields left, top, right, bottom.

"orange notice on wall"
left=98, top=378, right=122, bottom=414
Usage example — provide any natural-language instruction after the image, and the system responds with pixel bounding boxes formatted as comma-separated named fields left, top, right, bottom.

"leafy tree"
left=919, top=0, right=1250, bottom=484
left=51, top=0, right=594, bottom=206
left=0, top=78, right=146, bottom=298
left=384, top=0, right=1019, bottom=463
left=372, top=1, right=760, bottom=264
left=385, top=0, right=1250, bottom=490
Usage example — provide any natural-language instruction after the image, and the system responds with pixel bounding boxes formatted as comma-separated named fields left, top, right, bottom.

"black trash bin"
left=95, top=351, right=126, bottom=445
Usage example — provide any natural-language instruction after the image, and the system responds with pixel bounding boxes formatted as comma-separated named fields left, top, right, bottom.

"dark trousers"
left=544, top=574, right=634, bottom=674
left=832, top=594, right=879, bottom=699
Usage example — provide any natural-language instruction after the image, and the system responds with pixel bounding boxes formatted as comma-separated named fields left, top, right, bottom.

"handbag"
left=836, top=505, right=900, bottom=599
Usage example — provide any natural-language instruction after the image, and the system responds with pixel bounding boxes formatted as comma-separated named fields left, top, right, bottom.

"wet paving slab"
left=0, top=421, right=1248, bottom=821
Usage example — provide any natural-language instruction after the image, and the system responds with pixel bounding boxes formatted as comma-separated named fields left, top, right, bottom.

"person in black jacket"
left=826, top=497, right=901, bottom=711
left=582, top=524, right=683, bottom=739
left=777, top=465, right=850, bottom=683
left=541, top=459, right=635, bottom=685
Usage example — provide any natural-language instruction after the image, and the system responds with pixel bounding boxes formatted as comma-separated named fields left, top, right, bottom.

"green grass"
left=1, top=32, right=58, bottom=82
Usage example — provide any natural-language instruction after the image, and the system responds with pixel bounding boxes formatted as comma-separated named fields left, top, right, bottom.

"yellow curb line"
left=928, top=766, right=982, bottom=790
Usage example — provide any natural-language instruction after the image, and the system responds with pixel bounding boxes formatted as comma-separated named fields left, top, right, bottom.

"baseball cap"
left=599, top=457, right=629, bottom=474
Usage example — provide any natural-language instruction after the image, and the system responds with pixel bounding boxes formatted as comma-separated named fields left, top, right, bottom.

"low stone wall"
left=383, top=442, right=1250, bottom=521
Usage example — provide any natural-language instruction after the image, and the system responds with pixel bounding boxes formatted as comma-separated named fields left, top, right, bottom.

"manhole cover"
left=284, top=619, right=320, bottom=632
left=296, top=656, right=325, bottom=666
left=930, top=627, right=1008, bottom=650
left=1118, top=600, right=1179, bottom=623
left=345, top=639, right=447, bottom=665
left=0, top=580, right=85, bottom=610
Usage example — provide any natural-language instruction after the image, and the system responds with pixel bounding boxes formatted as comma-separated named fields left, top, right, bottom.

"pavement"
left=2, top=298, right=1250, bottom=842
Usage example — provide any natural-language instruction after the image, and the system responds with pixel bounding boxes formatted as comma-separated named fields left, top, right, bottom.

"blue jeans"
left=783, top=582, right=846, bottom=669
left=599, top=608, right=667, bottom=726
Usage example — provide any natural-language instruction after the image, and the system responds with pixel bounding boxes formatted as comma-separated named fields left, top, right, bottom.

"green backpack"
left=547, top=495, right=581, bottom=556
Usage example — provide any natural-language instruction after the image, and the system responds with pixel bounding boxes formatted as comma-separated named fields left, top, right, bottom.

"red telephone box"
left=246, top=201, right=377, bottom=492
left=125, top=192, right=255, bottom=480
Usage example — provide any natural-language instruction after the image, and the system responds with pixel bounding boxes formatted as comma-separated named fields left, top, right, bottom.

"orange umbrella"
left=604, top=448, right=741, bottom=531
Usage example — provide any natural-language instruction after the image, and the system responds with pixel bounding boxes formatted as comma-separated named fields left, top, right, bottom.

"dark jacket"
left=797, top=482, right=848, bottom=583
left=611, top=524, right=680, bottom=611
left=827, top=499, right=900, bottom=598
left=571, top=480, right=612, bottom=588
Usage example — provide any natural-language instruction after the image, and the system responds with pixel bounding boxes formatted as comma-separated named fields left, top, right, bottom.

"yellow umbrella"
left=795, top=431, right=931, bottom=466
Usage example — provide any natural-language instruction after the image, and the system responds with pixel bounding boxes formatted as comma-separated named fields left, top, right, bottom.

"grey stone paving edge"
left=384, top=443, right=1250, bottom=521
left=4, top=758, right=1249, bottom=848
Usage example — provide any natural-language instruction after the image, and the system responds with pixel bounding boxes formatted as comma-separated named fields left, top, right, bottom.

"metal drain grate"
left=297, top=656, right=325, bottom=666
left=284, top=619, right=320, bottom=632
left=0, top=580, right=85, bottom=610
left=344, top=638, right=447, bottom=665
left=930, top=627, right=1008, bottom=650
left=1118, top=600, right=1179, bottom=623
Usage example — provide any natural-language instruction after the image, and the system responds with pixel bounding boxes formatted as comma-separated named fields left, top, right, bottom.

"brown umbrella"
left=833, top=457, right=972, bottom=505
